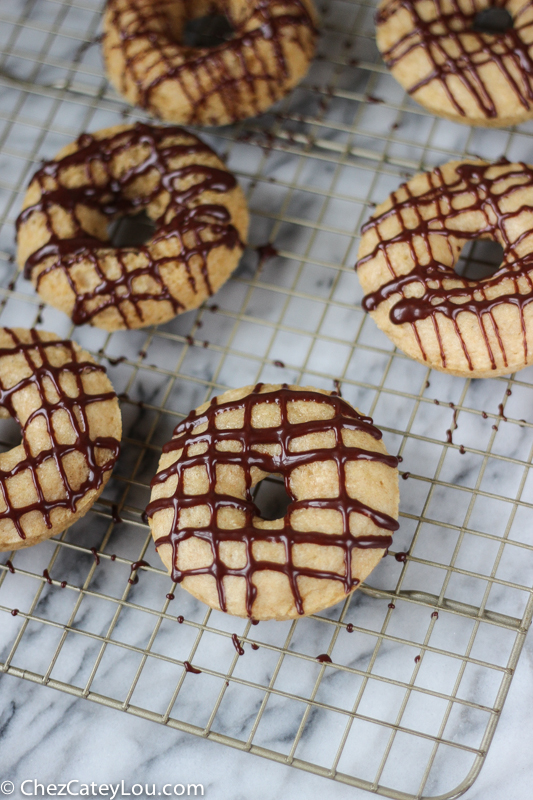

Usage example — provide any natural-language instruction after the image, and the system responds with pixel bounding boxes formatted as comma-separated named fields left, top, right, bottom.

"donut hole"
left=108, top=210, right=156, bottom=248
left=454, top=239, right=504, bottom=281
left=183, top=14, right=234, bottom=48
left=253, top=475, right=292, bottom=521
left=471, top=7, right=513, bottom=34
left=0, top=413, right=22, bottom=455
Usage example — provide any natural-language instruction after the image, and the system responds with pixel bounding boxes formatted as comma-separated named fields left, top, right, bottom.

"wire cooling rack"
left=1, top=1, right=533, bottom=797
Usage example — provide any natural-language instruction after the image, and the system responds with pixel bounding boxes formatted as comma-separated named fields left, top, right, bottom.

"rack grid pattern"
left=1, top=1, right=533, bottom=798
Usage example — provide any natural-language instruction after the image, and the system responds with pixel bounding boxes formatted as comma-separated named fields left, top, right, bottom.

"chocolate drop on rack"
left=105, top=0, right=317, bottom=125
left=316, top=653, right=332, bottom=663
left=129, top=559, right=150, bottom=584
left=17, top=123, right=241, bottom=328
left=0, top=329, right=120, bottom=540
left=231, top=633, right=245, bottom=655
left=377, top=0, right=533, bottom=120
left=183, top=661, right=201, bottom=674
left=358, top=161, right=533, bottom=371
left=146, top=385, right=399, bottom=617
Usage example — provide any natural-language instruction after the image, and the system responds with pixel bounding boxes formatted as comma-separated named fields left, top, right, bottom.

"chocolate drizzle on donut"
left=0, top=330, right=120, bottom=539
left=377, top=0, right=533, bottom=119
left=17, top=123, right=242, bottom=328
left=357, top=161, right=533, bottom=371
left=105, top=0, right=317, bottom=125
left=146, top=385, right=398, bottom=617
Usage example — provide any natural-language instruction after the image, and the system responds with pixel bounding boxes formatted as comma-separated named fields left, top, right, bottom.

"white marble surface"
left=1, top=0, right=533, bottom=798
left=0, top=628, right=532, bottom=800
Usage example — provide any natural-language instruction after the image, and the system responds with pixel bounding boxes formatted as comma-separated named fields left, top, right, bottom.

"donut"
left=0, top=328, right=121, bottom=552
left=356, top=159, right=533, bottom=377
left=16, top=123, right=249, bottom=331
left=102, top=0, right=318, bottom=126
left=146, top=383, right=399, bottom=620
left=376, top=0, right=533, bottom=127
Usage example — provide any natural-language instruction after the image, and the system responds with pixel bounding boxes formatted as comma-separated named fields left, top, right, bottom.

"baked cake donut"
left=16, top=123, right=249, bottom=331
left=376, top=0, right=533, bottom=127
left=0, top=328, right=121, bottom=552
left=146, top=383, right=399, bottom=620
left=102, top=0, right=318, bottom=126
left=356, top=159, right=533, bottom=377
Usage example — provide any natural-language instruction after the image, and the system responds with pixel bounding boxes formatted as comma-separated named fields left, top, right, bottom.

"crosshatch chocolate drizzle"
left=16, top=123, right=241, bottom=328
left=357, top=160, right=533, bottom=371
left=0, top=329, right=120, bottom=539
left=146, top=385, right=398, bottom=617
left=105, top=0, right=317, bottom=124
left=376, top=0, right=533, bottom=119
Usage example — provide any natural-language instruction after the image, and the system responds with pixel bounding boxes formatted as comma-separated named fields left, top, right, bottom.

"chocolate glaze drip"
left=231, top=633, right=245, bottom=655
left=316, top=653, right=332, bottom=662
left=6, top=560, right=15, bottom=573
left=346, top=622, right=354, bottom=632
left=105, top=0, right=317, bottom=125
left=358, top=161, right=533, bottom=371
left=90, top=547, right=101, bottom=565
left=177, top=615, right=185, bottom=623
left=17, top=123, right=241, bottom=328
left=129, top=559, right=150, bottom=584
left=146, top=385, right=399, bottom=617
left=377, top=0, right=533, bottom=119
left=0, top=330, right=120, bottom=539
left=183, top=660, right=201, bottom=674
left=258, top=243, right=279, bottom=265
left=251, top=642, right=259, bottom=650
left=111, top=504, right=122, bottom=524
left=43, top=569, right=52, bottom=585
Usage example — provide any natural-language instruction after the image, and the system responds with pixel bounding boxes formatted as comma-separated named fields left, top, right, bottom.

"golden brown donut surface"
left=0, top=328, right=122, bottom=552
left=16, top=123, right=249, bottom=331
left=102, top=0, right=318, bottom=126
left=376, top=0, right=533, bottom=127
left=146, top=383, right=399, bottom=620
left=356, top=159, right=533, bottom=377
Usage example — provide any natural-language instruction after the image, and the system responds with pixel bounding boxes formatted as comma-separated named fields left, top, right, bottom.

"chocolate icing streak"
left=146, top=385, right=398, bottom=617
left=106, top=0, right=317, bottom=124
left=17, top=123, right=240, bottom=328
left=377, top=0, right=533, bottom=119
left=357, top=161, right=533, bottom=370
left=0, top=330, right=120, bottom=539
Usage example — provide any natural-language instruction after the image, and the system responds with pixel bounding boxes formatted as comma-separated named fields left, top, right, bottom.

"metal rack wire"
left=1, top=0, right=533, bottom=797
